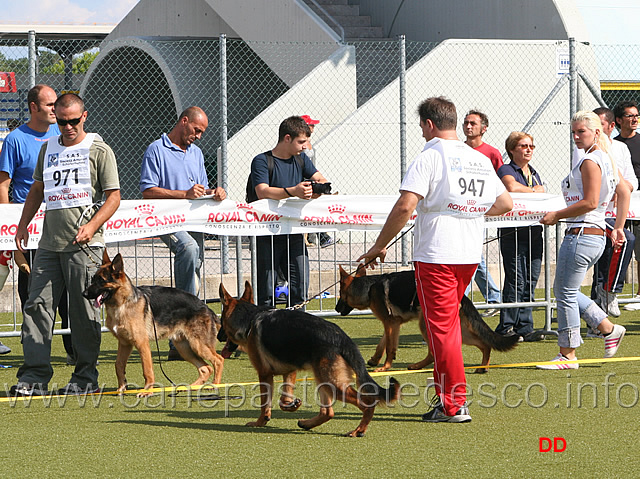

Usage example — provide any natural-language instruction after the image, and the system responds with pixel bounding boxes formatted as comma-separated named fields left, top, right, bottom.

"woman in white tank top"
left=537, top=111, right=628, bottom=369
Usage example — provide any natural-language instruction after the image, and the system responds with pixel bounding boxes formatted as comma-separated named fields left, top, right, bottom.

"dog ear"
left=241, top=280, right=253, bottom=302
left=102, top=249, right=111, bottom=265
left=219, top=283, right=231, bottom=306
left=111, top=253, right=124, bottom=273
left=339, top=265, right=349, bottom=279
left=356, top=263, right=367, bottom=277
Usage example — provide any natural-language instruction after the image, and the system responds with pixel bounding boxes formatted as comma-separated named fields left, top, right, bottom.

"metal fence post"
left=28, top=30, right=36, bottom=89
left=220, top=34, right=231, bottom=276
left=399, top=34, right=409, bottom=266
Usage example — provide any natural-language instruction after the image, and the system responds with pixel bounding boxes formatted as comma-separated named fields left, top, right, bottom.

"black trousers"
left=256, top=234, right=309, bottom=307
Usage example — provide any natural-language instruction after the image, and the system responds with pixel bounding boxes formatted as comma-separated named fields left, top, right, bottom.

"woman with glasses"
left=537, top=111, right=628, bottom=369
left=495, top=132, right=545, bottom=342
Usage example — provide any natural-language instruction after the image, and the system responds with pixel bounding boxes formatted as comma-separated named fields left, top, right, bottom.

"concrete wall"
left=222, top=44, right=358, bottom=199
left=357, top=0, right=588, bottom=43
left=312, top=40, right=600, bottom=198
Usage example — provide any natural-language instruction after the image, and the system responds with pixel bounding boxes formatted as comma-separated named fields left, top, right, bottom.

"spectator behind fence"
left=358, top=97, right=512, bottom=423
left=0, top=85, right=72, bottom=359
left=11, top=93, right=120, bottom=396
left=301, top=114, right=334, bottom=249
left=250, top=115, right=330, bottom=307
left=612, top=101, right=640, bottom=312
left=538, top=111, right=628, bottom=370
left=462, top=110, right=502, bottom=316
left=140, top=106, right=226, bottom=361
left=578, top=108, right=637, bottom=320
left=496, top=131, right=545, bottom=342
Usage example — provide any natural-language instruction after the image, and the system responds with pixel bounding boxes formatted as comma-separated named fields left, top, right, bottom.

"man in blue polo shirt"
left=140, top=106, right=226, bottom=360
left=0, top=84, right=63, bottom=357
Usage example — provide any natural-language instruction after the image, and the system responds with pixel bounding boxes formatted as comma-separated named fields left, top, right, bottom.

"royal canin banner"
left=0, top=193, right=638, bottom=250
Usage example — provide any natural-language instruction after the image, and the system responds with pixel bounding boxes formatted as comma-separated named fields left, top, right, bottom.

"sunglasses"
left=517, top=144, right=535, bottom=150
left=56, top=116, right=83, bottom=126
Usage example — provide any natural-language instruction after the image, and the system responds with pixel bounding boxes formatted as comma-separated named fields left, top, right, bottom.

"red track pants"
left=414, top=262, right=478, bottom=416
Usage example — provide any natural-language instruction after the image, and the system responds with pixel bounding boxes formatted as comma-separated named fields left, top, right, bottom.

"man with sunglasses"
left=10, top=93, right=120, bottom=396
left=613, top=101, right=640, bottom=312
left=0, top=85, right=61, bottom=356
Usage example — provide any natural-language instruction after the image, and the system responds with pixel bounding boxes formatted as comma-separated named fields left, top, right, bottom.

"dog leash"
left=75, top=202, right=106, bottom=266
left=286, top=225, right=416, bottom=311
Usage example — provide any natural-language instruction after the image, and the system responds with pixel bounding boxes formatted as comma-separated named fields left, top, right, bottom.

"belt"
left=566, top=227, right=605, bottom=236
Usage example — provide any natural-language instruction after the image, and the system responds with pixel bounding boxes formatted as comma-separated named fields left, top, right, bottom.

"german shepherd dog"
left=83, top=253, right=224, bottom=397
left=219, top=281, right=400, bottom=437
left=336, top=265, right=519, bottom=374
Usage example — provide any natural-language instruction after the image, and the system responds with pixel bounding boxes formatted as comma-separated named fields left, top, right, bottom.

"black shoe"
left=522, top=331, right=545, bottom=342
left=57, top=383, right=101, bottom=395
left=10, top=383, right=48, bottom=397
left=167, top=348, right=184, bottom=361
left=421, top=404, right=471, bottom=423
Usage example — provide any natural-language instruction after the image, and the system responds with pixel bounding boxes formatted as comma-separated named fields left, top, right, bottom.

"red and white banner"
left=0, top=192, right=638, bottom=250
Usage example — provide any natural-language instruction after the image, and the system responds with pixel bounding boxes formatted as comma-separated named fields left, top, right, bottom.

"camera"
left=311, top=181, right=332, bottom=195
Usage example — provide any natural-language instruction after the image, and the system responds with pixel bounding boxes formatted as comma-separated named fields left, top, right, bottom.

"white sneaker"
left=536, top=353, right=579, bottom=370
left=0, top=341, right=10, bottom=355
left=598, top=287, right=620, bottom=317
left=608, top=294, right=621, bottom=317
left=624, top=294, right=640, bottom=311
left=604, top=324, right=625, bottom=358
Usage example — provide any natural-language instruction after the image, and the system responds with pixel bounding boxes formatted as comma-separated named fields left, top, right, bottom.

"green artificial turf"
left=1, top=302, right=640, bottom=478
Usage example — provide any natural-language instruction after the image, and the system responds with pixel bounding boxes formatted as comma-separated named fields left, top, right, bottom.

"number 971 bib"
left=43, top=133, right=95, bottom=210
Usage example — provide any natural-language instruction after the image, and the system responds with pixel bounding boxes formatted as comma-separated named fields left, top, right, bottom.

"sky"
left=2, top=0, right=139, bottom=25
left=1, top=0, right=639, bottom=45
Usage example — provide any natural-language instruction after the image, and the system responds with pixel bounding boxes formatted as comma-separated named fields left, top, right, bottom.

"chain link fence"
left=1, top=35, right=639, bottom=334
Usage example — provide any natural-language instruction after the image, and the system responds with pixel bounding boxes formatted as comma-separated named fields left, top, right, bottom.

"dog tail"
left=341, top=338, right=400, bottom=404
left=461, top=295, right=519, bottom=352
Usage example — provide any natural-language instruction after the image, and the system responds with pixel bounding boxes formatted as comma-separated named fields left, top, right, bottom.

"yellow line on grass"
left=2, top=356, right=639, bottom=403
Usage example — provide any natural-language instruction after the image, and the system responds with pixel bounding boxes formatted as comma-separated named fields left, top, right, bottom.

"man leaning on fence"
left=11, top=93, right=120, bottom=397
left=584, top=107, right=637, bottom=319
left=613, top=101, right=640, bottom=311
left=357, top=97, right=512, bottom=423
left=250, top=115, right=330, bottom=307
left=462, top=109, right=503, bottom=316
left=0, top=84, right=76, bottom=362
left=140, top=106, right=226, bottom=360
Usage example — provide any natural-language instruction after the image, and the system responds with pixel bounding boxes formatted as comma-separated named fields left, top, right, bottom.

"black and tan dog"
left=83, top=253, right=224, bottom=397
left=219, top=281, right=400, bottom=437
left=336, top=265, right=519, bottom=374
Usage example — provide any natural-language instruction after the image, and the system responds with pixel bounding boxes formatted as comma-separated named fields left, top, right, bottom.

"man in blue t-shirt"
left=0, top=84, right=63, bottom=357
left=250, top=115, right=330, bottom=307
left=140, top=106, right=226, bottom=360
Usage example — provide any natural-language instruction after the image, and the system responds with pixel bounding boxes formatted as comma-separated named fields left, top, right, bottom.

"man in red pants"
left=358, top=97, right=512, bottom=423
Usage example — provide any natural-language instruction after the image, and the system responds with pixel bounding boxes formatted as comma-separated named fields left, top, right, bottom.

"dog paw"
left=367, top=358, right=380, bottom=367
left=136, top=390, right=154, bottom=398
left=474, top=368, right=488, bottom=374
left=297, top=420, right=312, bottom=431
left=344, top=429, right=365, bottom=437
left=374, top=366, right=390, bottom=372
left=279, top=398, right=302, bottom=412
left=246, top=417, right=270, bottom=427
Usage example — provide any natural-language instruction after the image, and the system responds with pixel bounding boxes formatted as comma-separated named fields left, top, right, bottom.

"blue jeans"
left=555, top=232, right=607, bottom=348
left=161, top=231, right=204, bottom=297
left=464, top=254, right=501, bottom=303
left=497, top=226, right=542, bottom=336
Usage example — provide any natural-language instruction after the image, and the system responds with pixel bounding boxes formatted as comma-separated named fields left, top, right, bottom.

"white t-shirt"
left=400, top=137, right=506, bottom=264
left=562, top=148, right=617, bottom=229
left=572, top=137, right=637, bottom=190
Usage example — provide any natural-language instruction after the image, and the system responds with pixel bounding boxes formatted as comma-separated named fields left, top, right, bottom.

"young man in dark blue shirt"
left=249, top=116, right=329, bottom=307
